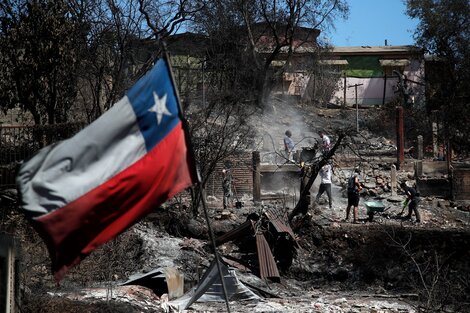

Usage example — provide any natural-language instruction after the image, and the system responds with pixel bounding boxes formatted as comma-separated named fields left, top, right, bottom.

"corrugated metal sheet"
left=214, top=210, right=296, bottom=283
left=263, top=207, right=297, bottom=243
left=255, top=234, right=280, bottom=282
left=169, top=260, right=260, bottom=310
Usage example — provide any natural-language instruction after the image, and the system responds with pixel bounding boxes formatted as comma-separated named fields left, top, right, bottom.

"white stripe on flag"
left=18, top=96, right=147, bottom=215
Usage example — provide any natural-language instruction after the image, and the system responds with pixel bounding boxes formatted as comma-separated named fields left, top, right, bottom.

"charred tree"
left=289, top=133, right=345, bottom=223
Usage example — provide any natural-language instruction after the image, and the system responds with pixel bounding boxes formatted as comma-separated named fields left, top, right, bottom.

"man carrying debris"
left=315, top=162, right=333, bottom=209
left=345, top=168, right=362, bottom=223
left=222, top=168, right=233, bottom=210
left=284, top=130, right=295, bottom=161
left=400, top=182, right=421, bottom=223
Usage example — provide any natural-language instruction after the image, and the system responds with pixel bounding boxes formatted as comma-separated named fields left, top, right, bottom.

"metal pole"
left=252, top=151, right=261, bottom=202
left=355, top=84, right=359, bottom=132
left=396, top=106, right=404, bottom=169
left=348, top=83, right=363, bottom=133
left=161, top=43, right=231, bottom=312
left=393, top=70, right=405, bottom=170
left=382, top=73, right=387, bottom=105
left=200, top=189, right=232, bottom=313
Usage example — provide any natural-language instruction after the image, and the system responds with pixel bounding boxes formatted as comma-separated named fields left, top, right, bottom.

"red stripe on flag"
left=32, top=122, right=195, bottom=281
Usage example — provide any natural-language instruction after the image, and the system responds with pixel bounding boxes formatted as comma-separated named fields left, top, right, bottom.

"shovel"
left=398, top=199, right=410, bottom=216
left=233, top=183, right=243, bottom=209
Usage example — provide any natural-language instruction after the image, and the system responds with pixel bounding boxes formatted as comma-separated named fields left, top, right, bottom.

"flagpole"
left=161, top=42, right=232, bottom=313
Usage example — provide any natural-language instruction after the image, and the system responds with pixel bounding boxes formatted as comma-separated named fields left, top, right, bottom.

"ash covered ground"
left=3, top=102, right=470, bottom=312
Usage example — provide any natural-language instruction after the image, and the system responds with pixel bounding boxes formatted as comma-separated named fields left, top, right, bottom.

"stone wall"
left=452, top=167, right=470, bottom=200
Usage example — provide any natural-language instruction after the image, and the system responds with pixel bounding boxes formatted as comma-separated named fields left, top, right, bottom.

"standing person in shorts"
left=345, top=168, right=362, bottom=223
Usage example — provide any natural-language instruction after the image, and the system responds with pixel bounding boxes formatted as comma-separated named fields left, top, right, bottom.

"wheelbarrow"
left=364, top=200, right=386, bottom=222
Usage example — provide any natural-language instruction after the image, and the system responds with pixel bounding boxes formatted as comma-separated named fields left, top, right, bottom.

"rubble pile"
left=333, top=163, right=413, bottom=198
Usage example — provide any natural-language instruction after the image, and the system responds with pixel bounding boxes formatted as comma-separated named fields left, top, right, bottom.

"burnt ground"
left=3, top=188, right=470, bottom=313
left=2, top=104, right=470, bottom=312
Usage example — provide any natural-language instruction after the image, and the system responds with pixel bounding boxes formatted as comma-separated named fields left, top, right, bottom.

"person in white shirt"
left=319, top=131, right=331, bottom=152
left=315, top=163, right=333, bottom=209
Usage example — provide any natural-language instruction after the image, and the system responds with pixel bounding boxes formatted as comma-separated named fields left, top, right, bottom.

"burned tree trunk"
left=289, top=133, right=345, bottom=223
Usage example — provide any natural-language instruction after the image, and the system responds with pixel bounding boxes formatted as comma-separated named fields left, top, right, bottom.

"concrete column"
left=417, top=135, right=423, bottom=160
left=396, top=106, right=404, bottom=169
left=415, top=160, right=423, bottom=178
left=252, top=151, right=261, bottom=202
left=391, top=164, right=397, bottom=196
left=382, top=74, right=387, bottom=105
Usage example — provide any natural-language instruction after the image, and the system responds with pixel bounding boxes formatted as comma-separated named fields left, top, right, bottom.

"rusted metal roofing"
left=263, top=207, right=297, bottom=242
left=213, top=208, right=298, bottom=283
left=255, top=233, right=280, bottom=282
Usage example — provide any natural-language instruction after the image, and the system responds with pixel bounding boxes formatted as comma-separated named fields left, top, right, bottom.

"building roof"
left=331, top=45, right=423, bottom=55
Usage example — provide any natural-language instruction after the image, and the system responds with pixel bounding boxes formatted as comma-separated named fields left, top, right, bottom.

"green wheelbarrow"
left=364, top=200, right=386, bottom=222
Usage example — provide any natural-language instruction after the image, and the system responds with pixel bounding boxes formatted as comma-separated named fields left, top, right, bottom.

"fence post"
left=391, top=164, right=397, bottom=196
left=0, top=235, right=20, bottom=313
left=252, top=151, right=261, bottom=202
left=417, top=135, right=423, bottom=160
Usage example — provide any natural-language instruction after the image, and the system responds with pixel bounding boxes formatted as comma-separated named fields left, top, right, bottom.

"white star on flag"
left=149, top=91, right=171, bottom=124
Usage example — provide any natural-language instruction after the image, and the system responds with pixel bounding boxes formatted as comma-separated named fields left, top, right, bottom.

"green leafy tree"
left=406, top=0, right=470, bottom=154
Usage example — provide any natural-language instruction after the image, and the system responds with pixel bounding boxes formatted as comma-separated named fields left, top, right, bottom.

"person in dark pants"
left=345, top=168, right=362, bottom=223
left=315, top=163, right=333, bottom=209
left=222, top=168, right=233, bottom=209
left=283, top=130, right=295, bottom=161
left=400, top=182, right=421, bottom=223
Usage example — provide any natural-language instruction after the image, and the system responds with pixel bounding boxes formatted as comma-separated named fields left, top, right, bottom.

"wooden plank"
left=259, top=164, right=300, bottom=172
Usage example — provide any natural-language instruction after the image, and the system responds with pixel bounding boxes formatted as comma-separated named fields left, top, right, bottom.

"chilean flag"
left=16, top=58, right=197, bottom=282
